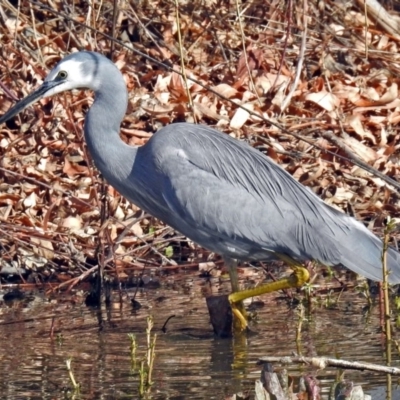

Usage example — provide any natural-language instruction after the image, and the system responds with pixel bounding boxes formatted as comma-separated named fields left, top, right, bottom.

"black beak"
left=0, top=80, right=62, bottom=124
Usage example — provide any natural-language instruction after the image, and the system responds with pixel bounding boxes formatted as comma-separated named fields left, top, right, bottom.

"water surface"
left=0, top=268, right=399, bottom=399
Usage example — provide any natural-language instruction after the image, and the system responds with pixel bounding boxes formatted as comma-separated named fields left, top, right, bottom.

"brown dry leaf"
left=154, top=74, right=171, bottom=92
left=31, top=236, right=54, bottom=260
left=388, top=111, right=400, bottom=124
left=194, top=101, right=227, bottom=122
left=212, top=84, right=238, bottom=99
left=63, top=158, right=88, bottom=177
left=130, top=222, right=143, bottom=238
left=19, top=248, right=47, bottom=269
left=0, top=205, right=12, bottom=220
left=329, top=23, right=345, bottom=35
left=62, top=216, right=83, bottom=230
left=169, top=70, right=187, bottom=99
left=230, top=103, right=254, bottom=129
left=24, top=166, right=47, bottom=180
left=121, top=128, right=153, bottom=138
left=255, top=73, right=290, bottom=95
left=346, top=114, right=376, bottom=144
left=271, top=80, right=291, bottom=108
left=23, top=192, right=38, bottom=208
left=140, top=100, right=174, bottom=115
left=354, top=83, right=398, bottom=107
left=342, top=134, right=378, bottom=163
left=4, top=16, right=24, bottom=35
left=0, top=193, right=20, bottom=205
left=118, top=218, right=144, bottom=238
left=236, top=48, right=263, bottom=79
left=190, top=47, right=208, bottom=64
left=332, top=82, right=360, bottom=102
left=72, top=226, right=97, bottom=239
left=305, top=91, right=340, bottom=112
left=300, top=161, right=325, bottom=186
left=325, top=187, right=355, bottom=205
left=109, top=223, right=118, bottom=241
left=353, top=98, right=400, bottom=113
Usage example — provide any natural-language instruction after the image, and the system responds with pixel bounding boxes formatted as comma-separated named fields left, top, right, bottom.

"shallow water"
left=0, top=269, right=399, bottom=399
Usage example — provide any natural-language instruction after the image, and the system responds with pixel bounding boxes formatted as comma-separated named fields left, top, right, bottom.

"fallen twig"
left=280, top=0, right=307, bottom=112
left=258, top=355, right=400, bottom=375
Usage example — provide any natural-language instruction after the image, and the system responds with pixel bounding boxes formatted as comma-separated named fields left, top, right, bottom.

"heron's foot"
left=228, top=264, right=310, bottom=331
left=228, top=295, right=249, bottom=331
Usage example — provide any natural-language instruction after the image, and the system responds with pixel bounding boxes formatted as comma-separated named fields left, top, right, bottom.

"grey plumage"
left=1, top=51, right=399, bottom=284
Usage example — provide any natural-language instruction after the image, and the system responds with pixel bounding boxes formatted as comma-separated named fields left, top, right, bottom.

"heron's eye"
left=57, top=70, right=68, bottom=79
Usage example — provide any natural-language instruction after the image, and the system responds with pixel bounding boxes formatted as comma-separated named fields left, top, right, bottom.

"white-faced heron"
left=1, top=52, right=399, bottom=330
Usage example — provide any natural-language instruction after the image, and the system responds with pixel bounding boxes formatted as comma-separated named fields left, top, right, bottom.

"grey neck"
left=84, top=75, right=136, bottom=191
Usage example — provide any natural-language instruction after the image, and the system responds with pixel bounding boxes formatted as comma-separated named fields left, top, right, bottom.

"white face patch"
left=43, top=58, right=96, bottom=98
left=49, top=59, right=85, bottom=82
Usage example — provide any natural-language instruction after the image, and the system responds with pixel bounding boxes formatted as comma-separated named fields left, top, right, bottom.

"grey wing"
left=152, top=124, right=400, bottom=283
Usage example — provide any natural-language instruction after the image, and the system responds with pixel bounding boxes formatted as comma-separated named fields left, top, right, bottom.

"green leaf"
left=165, top=246, right=173, bottom=258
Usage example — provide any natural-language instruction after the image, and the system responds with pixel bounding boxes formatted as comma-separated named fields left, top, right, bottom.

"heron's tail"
left=337, top=221, right=400, bottom=284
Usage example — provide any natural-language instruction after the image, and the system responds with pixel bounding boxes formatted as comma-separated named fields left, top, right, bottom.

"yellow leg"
left=228, top=254, right=310, bottom=331
left=224, top=258, right=248, bottom=331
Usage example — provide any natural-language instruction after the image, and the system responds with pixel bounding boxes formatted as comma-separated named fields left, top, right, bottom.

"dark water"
left=0, top=270, right=399, bottom=399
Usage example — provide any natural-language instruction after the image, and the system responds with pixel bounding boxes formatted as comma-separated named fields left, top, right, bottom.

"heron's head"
left=0, top=51, right=112, bottom=124
left=42, top=52, right=102, bottom=97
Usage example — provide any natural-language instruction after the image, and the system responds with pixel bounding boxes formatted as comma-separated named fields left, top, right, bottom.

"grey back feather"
left=127, top=123, right=400, bottom=283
